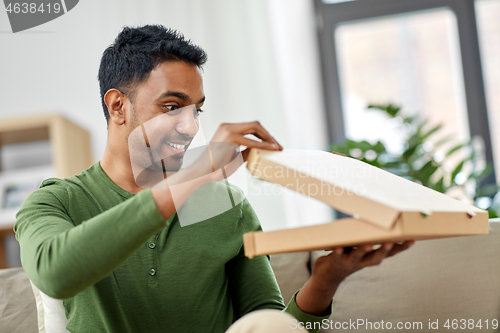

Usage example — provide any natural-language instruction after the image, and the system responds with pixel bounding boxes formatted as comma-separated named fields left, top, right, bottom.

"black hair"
left=98, top=24, right=207, bottom=123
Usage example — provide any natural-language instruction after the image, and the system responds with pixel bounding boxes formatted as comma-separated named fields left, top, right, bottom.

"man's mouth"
left=163, top=141, right=192, bottom=155
left=166, top=142, right=188, bottom=150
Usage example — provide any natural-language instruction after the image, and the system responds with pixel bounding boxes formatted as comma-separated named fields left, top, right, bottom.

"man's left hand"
left=295, top=241, right=414, bottom=316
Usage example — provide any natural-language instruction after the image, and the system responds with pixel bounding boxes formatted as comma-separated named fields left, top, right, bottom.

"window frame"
left=314, top=0, right=495, bottom=183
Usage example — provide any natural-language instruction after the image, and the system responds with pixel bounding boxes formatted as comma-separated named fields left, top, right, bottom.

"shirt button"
left=148, top=243, right=156, bottom=249
left=149, top=268, right=156, bottom=276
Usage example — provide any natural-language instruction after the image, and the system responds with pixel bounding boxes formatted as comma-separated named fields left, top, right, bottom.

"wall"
left=0, top=0, right=332, bottom=235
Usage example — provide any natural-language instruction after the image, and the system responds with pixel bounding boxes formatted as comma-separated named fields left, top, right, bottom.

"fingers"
left=230, top=135, right=279, bottom=150
left=213, top=121, right=283, bottom=151
left=357, top=242, right=393, bottom=268
left=247, top=131, right=284, bottom=151
left=321, top=247, right=343, bottom=263
left=312, top=241, right=415, bottom=285
left=387, top=240, right=414, bottom=257
left=232, top=121, right=277, bottom=145
left=347, top=244, right=373, bottom=264
left=322, top=244, right=380, bottom=277
left=332, top=247, right=344, bottom=261
left=357, top=241, right=415, bottom=268
left=343, top=246, right=355, bottom=254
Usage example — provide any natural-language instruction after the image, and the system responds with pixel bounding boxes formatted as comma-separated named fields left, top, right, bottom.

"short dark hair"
left=98, top=25, right=207, bottom=123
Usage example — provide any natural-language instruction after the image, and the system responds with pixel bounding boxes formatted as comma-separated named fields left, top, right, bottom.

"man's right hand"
left=207, top=121, right=283, bottom=180
left=192, top=121, right=283, bottom=182
left=153, top=121, right=282, bottom=219
left=210, top=121, right=283, bottom=160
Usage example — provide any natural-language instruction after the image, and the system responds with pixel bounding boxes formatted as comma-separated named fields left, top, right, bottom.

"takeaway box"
left=243, top=148, right=489, bottom=258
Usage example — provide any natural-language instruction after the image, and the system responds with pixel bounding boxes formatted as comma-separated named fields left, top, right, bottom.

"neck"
left=100, top=135, right=145, bottom=194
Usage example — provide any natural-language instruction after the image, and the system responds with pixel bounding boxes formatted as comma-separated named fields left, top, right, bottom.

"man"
left=15, top=25, right=412, bottom=333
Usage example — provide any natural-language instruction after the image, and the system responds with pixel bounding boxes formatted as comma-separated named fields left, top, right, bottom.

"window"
left=336, top=9, right=469, bottom=155
left=316, top=0, right=496, bottom=183
left=476, top=0, right=500, bottom=178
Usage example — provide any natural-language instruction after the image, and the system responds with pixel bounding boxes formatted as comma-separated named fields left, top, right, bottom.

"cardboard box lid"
left=247, top=148, right=484, bottom=230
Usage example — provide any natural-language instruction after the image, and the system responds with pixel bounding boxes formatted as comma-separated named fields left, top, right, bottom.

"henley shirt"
left=14, top=162, right=331, bottom=333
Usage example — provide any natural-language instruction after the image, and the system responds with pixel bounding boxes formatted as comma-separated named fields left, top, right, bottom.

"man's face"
left=126, top=61, right=205, bottom=182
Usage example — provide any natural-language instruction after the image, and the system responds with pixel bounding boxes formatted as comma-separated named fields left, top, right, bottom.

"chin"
left=163, top=157, right=183, bottom=173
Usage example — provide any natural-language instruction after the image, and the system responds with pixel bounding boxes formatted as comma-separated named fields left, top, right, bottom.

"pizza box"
left=243, top=148, right=489, bottom=258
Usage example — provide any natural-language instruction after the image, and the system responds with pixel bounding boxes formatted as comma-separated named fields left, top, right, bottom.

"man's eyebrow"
left=156, top=91, right=205, bottom=105
left=156, top=91, right=189, bottom=101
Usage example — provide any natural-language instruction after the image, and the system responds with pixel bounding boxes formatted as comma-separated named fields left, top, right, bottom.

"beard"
left=127, top=104, right=193, bottom=188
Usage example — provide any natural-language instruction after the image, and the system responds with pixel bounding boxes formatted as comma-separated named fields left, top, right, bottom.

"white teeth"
left=167, top=142, right=185, bottom=150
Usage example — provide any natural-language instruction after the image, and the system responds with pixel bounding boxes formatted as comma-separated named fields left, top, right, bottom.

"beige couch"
left=2, top=220, right=500, bottom=333
left=273, top=219, right=500, bottom=333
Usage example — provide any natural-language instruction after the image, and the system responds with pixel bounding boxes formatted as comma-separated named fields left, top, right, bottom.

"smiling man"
left=14, top=25, right=412, bottom=333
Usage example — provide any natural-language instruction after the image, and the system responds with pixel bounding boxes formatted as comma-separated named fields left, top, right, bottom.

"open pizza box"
left=243, top=148, right=489, bottom=259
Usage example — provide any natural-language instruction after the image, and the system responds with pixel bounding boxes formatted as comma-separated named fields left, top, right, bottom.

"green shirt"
left=15, top=162, right=331, bottom=333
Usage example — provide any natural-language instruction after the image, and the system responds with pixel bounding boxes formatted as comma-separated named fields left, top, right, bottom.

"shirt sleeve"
left=285, top=291, right=333, bottom=333
left=14, top=182, right=168, bottom=299
left=225, top=198, right=332, bottom=333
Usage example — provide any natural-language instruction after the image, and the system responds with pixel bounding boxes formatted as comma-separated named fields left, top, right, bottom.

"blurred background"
left=0, top=0, right=499, bottom=265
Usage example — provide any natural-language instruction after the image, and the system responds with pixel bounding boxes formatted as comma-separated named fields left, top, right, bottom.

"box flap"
left=246, top=148, right=484, bottom=230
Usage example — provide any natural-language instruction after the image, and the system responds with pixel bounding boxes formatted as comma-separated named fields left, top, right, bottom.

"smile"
left=166, top=142, right=187, bottom=150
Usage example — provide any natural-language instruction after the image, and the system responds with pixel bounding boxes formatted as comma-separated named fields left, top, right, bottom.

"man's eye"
left=163, top=105, right=184, bottom=116
left=164, top=105, right=179, bottom=111
left=162, top=105, right=203, bottom=116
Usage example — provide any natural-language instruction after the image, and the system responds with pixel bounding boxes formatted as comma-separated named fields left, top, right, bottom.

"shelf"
left=0, top=113, right=93, bottom=268
left=0, top=113, right=93, bottom=178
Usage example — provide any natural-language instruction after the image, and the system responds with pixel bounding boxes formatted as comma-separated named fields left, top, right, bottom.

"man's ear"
left=104, top=89, right=127, bottom=126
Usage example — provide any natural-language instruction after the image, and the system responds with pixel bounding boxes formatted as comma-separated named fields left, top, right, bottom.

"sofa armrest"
left=0, top=266, right=38, bottom=332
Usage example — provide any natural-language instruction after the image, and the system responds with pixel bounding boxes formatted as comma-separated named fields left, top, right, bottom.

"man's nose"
left=175, top=105, right=199, bottom=138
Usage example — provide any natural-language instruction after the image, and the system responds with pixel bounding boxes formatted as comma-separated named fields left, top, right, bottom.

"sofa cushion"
left=314, top=220, right=500, bottom=333
left=270, top=252, right=310, bottom=304
left=0, top=266, right=38, bottom=333
left=30, top=282, right=69, bottom=333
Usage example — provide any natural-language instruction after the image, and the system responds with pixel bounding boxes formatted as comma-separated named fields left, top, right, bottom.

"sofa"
left=2, top=219, right=500, bottom=333
left=274, top=219, right=500, bottom=333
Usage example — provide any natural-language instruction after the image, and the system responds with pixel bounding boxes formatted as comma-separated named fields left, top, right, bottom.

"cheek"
left=127, top=126, right=153, bottom=174
left=142, top=114, right=176, bottom=146
left=128, top=100, right=158, bottom=126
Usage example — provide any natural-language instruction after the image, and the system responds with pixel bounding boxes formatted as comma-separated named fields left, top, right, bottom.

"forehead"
left=136, top=61, right=204, bottom=101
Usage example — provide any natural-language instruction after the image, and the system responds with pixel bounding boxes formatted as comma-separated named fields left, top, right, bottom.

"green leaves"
left=331, top=103, right=496, bottom=214
left=431, top=176, right=445, bottom=193
left=368, top=104, right=401, bottom=117
left=446, top=143, right=467, bottom=157
left=421, top=124, right=443, bottom=141
left=451, top=161, right=464, bottom=183
left=417, top=160, right=438, bottom=186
